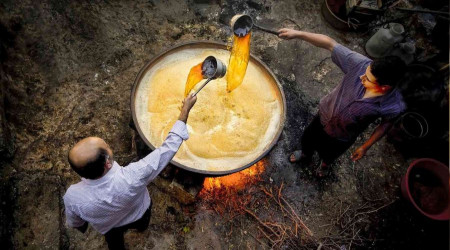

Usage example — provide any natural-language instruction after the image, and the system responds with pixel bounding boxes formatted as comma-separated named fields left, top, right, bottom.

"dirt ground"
left=0, top=0, right=448, bottom=249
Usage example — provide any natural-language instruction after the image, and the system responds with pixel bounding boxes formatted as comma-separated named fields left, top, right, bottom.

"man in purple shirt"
left=278, top=28, right=406, bottom=177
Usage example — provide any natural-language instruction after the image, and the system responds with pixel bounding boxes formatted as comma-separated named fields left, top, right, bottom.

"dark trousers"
left=104, top=204, right=152, bottom=250
left=301, top=115, right=355, bottom=165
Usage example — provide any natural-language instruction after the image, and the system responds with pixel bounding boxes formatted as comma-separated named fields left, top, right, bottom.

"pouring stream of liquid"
left=227, top=32, right=251, bottom=92
left=184, top=63, right=203, bottom=97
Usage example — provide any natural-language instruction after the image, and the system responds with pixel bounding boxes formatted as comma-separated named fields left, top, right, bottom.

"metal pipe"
left=253, top=24, right=279, bottom=36
left=395, top=7, right=450, bottom=16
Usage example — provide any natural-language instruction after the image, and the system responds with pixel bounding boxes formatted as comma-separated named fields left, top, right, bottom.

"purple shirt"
left=318, top=44, right=406, bottom=142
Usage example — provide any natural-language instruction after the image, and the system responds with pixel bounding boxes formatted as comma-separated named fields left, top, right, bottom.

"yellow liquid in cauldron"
left=142, top=50, right=281, bottom=172
left=227, top=33, right=251, bottom=92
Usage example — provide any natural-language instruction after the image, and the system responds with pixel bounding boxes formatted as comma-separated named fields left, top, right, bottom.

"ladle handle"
left=193, top=78, right=212, bottom=96
left=254, top=24, right=279, bottom=36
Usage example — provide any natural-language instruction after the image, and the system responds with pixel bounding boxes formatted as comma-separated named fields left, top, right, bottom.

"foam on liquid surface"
left=135, top=48, right=282, bottom=172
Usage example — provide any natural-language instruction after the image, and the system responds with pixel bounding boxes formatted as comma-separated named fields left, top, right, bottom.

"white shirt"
left=63, top=121, right=189, bottom=234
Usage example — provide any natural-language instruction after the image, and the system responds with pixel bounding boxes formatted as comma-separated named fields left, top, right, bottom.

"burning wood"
left=199, top=161, right=318, bottom=249
left=201, top=159, right=266, bottom=193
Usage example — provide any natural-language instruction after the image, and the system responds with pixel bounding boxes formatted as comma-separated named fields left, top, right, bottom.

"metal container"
left=202, top=56, right=226, bottom=79
left=365, top=23, right=405, bottom=58
left=321, top=0, right=371, bottom=31
left=131, top=41, right=286, bottom=176
left=193, top=56, right=227, bottom=96
left=230, top=14, right=279, bottom=37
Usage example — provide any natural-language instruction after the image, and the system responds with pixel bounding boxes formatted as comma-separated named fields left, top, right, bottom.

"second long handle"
left=193, top=78, right=212, bottom=96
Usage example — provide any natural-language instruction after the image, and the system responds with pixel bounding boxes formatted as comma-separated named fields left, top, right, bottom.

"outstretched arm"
left=278, top=28, right=337, bottom=51
left=124, top=94, right=197, bottom=185
left=351, top=121, right=393, bottom=161
left=178, top=94, right=197, bottom=123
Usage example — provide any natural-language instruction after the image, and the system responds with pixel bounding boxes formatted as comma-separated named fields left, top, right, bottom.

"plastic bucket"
left=401, top=158, right=449, bottom=220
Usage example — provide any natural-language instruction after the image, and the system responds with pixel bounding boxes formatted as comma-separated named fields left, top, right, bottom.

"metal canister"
left=365, top=23, right=405, bottom=58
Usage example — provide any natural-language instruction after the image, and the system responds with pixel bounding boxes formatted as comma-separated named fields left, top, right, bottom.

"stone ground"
left=0, top=0, right=448, bottom=249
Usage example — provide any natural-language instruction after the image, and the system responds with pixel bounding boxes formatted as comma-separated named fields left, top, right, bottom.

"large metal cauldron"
left=131, top=41, right=286, bottom=175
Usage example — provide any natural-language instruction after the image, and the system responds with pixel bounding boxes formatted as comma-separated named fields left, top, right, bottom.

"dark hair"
left=69, top=148, right=108, bottom=179
left=371, top=56, right=406, bottom=87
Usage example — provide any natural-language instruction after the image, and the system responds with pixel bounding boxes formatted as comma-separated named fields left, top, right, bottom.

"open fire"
left=200, top=158, right=267, bottom=194
left=198, top=159, right=267, bottom=217
left=198, top=159, right=314, bottom=247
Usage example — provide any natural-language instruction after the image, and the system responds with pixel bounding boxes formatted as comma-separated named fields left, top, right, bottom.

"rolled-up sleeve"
left=381, top=90, right=406, bottom=122
left=332, top=44, right=371, bottom=74
left=123, top=120, right=189, bottom=186
left=381, top=102, right=406, bottom=122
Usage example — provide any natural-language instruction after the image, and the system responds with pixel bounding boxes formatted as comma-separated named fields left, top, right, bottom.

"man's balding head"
left=68, top=137, right=113, bottom=179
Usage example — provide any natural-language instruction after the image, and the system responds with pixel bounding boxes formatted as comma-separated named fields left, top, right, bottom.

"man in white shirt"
left=63, top=94, right=197, bottom=250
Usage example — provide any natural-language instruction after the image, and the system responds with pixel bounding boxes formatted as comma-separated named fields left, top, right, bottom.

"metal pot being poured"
left=131, top=41, right=286, bottom=175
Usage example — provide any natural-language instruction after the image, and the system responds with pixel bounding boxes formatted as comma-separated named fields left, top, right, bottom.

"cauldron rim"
left=131, top=40, right=286, bottom=176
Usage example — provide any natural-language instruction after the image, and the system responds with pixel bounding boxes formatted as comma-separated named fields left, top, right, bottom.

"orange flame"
left=184, top=63, right=204, bottom=97
left=201, top=159, right=266, bottom=193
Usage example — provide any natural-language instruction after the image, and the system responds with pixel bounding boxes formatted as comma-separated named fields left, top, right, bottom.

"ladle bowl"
left=194, top=56, right=227, bottom=96
left=201, top=56, right=226, bottom=79
left=231, top=14, right=279, bottom=37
